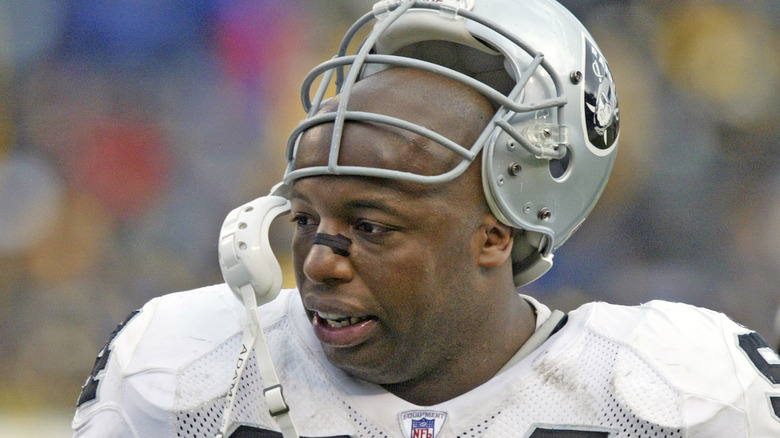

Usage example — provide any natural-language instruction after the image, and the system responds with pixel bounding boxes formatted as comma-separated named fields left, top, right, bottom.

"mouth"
left=309, top=310, right=379, bottom=347
left=314, top=311, right=375, bottom=328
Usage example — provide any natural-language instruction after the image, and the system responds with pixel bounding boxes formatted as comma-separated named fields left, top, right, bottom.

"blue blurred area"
left=61, top=0, right=214, bottom=62
left=0, top=0, right=778, bottom=424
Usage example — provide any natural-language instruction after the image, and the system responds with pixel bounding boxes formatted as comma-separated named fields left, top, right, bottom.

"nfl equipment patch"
left=399, top=410, right=447, bottom=438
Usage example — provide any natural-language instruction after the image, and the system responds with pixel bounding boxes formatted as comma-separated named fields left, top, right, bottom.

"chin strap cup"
left=217, top=187, right=300, bottom=438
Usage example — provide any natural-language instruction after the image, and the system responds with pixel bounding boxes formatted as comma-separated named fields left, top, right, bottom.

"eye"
left=354, top=220, right=391, bottom=235
left=291, top=213, right=318, bottom=231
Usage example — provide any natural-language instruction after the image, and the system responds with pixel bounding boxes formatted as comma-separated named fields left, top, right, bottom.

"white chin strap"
left=217, top=192, right=300, bottom=438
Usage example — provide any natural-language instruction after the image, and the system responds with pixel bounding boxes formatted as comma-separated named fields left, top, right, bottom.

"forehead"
left=290, top=68, right=494, bottom=178
left=294, top=121, right=460, bottom=177
left=290, top=172, right=443, bottom=209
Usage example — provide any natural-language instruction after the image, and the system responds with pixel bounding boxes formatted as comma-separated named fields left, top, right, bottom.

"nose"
left=302, top=238, right=354, bottom=284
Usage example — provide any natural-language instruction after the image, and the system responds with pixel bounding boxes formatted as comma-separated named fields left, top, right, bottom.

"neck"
left=382, top=288, right=536, bottom=405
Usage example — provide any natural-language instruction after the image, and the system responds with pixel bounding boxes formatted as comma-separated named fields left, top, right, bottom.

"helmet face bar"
left=283, top=0, right=619, bottom=286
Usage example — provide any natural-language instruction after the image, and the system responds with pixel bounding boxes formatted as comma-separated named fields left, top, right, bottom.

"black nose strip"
left=312, top=233, right=352, bottom=257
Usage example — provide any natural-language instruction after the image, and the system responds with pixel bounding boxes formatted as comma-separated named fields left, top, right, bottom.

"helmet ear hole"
left=548, top=146, right=571, bottom=179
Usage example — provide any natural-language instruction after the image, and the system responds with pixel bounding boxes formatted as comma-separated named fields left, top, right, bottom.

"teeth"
left=318, top=312, right=346, bottom=320
left=327, top=319, right=350, bottom=328
left=317, top=312, right=368, bottom=328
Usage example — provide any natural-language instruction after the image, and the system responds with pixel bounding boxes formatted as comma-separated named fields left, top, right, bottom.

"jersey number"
left=76, top=310, right=140, bottom=407
left=230, top=426, right=604, bottom=438
left=737, top=332, right=780, bottom=420
left=229, top=426, right=348, bottom=438
left=529, top=428, right=608, bottom=437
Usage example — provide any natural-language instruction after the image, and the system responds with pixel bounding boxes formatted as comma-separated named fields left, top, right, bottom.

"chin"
left=323, top=347, right=402, bottom=385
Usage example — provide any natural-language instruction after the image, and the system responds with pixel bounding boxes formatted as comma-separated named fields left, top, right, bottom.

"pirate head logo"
left=583, top=37, right=619, bottom=155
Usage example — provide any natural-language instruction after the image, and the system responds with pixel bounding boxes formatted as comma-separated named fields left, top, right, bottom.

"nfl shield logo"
left=412, top=418, right=435, bottom=438
left=399, top=410, right=447, bottom=438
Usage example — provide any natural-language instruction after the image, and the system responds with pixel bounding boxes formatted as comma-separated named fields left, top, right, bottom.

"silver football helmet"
left=283, top=0, right=619, bottom=286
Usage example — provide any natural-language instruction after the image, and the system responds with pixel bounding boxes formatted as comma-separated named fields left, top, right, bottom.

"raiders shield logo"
left=399, top=410, right=447, bottom=438
left=582, top=36, right=619, bottom=156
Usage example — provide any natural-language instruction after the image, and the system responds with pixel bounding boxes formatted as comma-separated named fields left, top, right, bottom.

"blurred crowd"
left=0, top=0, right=778, bottom=421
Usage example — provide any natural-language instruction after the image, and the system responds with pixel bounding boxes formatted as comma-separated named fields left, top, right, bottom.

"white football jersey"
left=72, top=284, right=780, bottom=437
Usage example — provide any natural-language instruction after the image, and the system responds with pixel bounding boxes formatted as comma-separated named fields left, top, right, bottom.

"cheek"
left=291, top=235, right=311, bottom=283
left=354, top=245, right=430, bottom=297
left=361, top=242, right=459, bottom=309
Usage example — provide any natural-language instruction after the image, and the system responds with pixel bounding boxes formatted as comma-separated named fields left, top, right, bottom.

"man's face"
left=288, top=68, right=498, bottom=386
left=290, top=173, right=483, bottom=385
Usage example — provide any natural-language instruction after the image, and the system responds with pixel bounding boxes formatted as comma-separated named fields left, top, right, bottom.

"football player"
left=72, top=1, right=780, bottom=437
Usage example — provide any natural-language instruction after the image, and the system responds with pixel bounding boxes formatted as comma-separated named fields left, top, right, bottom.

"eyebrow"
left=288, top=189, right=308, bottom=203
left=344, top=198, right=405, bottom=218
left=289, top=187, right=409, bottom=219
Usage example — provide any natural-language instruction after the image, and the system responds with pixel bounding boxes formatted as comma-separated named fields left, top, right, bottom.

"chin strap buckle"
left=264, top=384, right=291, bottom=416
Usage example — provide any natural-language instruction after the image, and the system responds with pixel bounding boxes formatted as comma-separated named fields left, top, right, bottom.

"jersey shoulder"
left=104, top=284, right=246, bottom=375
left=567, top=300, right=780, bottom=435
left=72, top=284, right=296, bottom=437
left=573, top=299, right=746, bottom=349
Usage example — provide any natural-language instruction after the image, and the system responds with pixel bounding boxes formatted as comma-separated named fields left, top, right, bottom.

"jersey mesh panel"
left=485, top=331, right=683, bottom=437
left=454, top=414, right=500, bottom=438
left=343, top=402, right=389, bottom=438
left=173, top=316, right=387, bottom=436
left=176, top=333, right=242, bottom=437
left=170, top=314, right=688, bottom=437
left=267, top=317, right=387, bottom=436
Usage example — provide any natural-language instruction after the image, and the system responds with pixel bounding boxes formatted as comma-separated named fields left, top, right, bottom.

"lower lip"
left=312, top=314, right=379, bottom=347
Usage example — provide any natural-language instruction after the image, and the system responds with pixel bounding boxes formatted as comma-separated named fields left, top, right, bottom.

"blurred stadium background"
left=0, top=0, right=778, bottom=435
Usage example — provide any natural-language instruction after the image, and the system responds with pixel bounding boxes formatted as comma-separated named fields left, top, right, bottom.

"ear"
left=475, top=214, right=514, bottom=268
